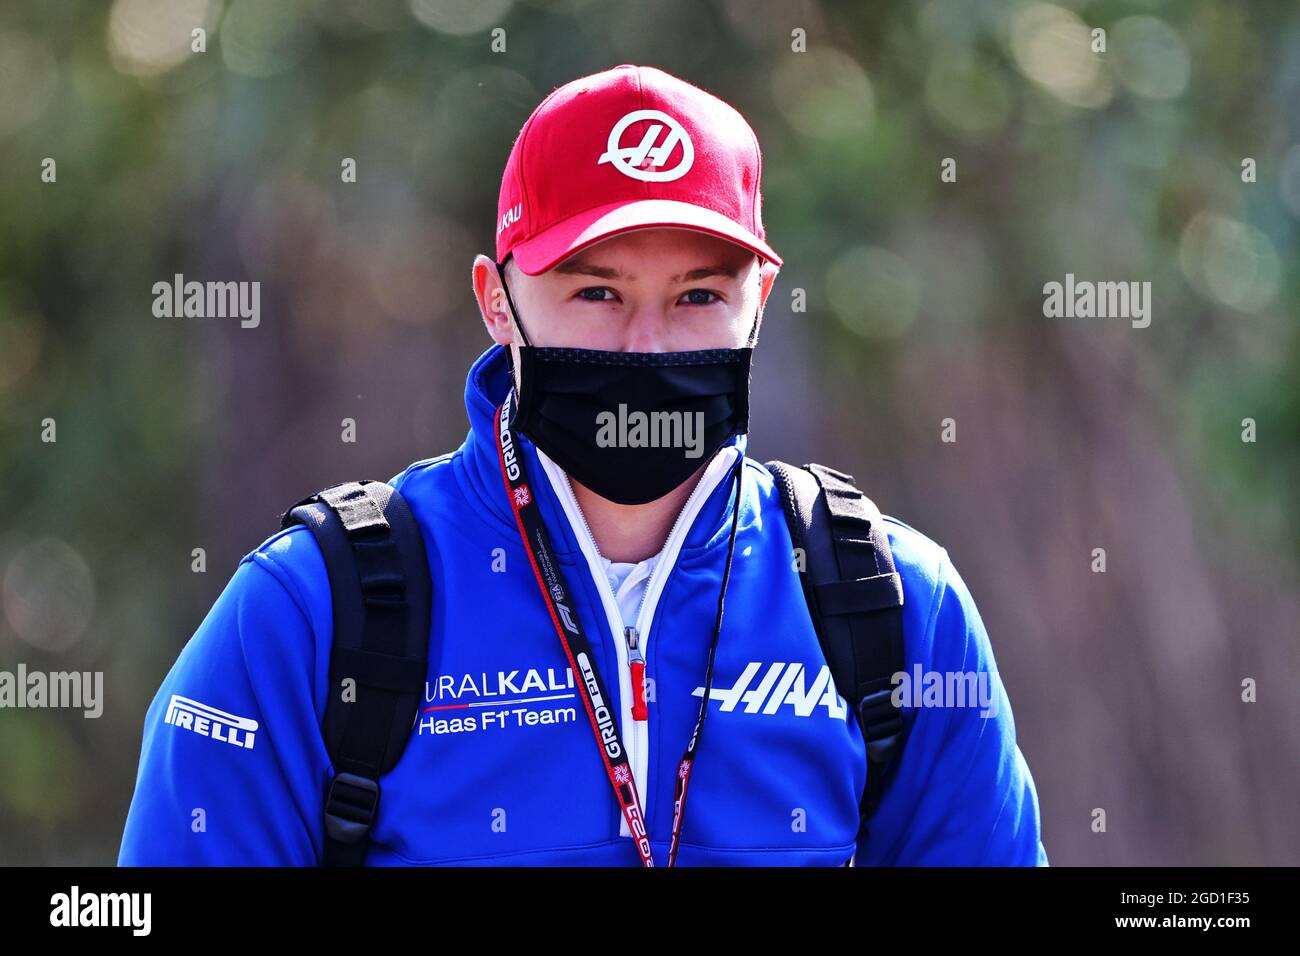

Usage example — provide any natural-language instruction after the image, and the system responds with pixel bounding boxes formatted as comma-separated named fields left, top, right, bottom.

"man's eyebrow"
left=551, top=259, right=626, bottom=279
left=670, top=264, right=742, bottom=282
left=549, top=261, right=743, bottom=282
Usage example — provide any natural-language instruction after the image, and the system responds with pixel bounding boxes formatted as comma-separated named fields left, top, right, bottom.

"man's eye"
left=577, top=287, right=616, bottom=302
left=680, top=289, right=720, bottom=306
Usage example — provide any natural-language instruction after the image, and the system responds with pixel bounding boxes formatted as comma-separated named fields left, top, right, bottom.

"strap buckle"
left=324, top=772, right=380, bottom=844
left=856, top=688, right=904, bottom=829
left=856, top=687, right=903, bottom=765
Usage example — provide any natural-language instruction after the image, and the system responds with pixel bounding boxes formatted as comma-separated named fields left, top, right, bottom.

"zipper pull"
left=625, top=626, right=648, bottom=721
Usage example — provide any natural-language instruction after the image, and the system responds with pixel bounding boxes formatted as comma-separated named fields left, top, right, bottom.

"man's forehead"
left=549, top=241, right=756, bottom=283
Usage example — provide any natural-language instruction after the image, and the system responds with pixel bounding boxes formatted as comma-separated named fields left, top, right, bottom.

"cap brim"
left=510, top=199, right=782, bottom=276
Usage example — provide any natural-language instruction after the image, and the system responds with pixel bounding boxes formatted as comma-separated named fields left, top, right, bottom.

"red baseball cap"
left=495, top=63, right=781, bottom=275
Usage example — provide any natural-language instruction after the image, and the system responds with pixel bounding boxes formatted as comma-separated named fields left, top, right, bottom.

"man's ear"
left=757, top=259, right=779, bottom=310
left=473, top=254, right=524, bottom=392
left=473, top=254, right=514, bottom=346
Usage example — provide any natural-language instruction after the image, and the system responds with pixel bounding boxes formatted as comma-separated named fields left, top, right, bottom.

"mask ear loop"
left=746, top=304, right=762, bottom=348
left=745, top=256, right=769, bottom=349
left=494, top=258, right=533, bottom=400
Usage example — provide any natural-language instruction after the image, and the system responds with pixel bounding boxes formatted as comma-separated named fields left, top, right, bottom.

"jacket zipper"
left=553, top=447, right=741, bottom=840
left=555, top=470, right=652, bottom=827
left=624, top=627, right=648, bottom=720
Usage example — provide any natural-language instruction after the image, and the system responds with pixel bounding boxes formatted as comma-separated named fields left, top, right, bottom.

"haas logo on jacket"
left=692, top=662, right=848, bottom=720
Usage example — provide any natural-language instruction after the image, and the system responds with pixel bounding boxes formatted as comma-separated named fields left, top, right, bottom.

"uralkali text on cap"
left=495, top=63, right=781, bottom=275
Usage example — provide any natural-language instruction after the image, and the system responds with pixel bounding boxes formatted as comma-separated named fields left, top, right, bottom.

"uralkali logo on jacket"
left=418, top=666, right=578, bottom=736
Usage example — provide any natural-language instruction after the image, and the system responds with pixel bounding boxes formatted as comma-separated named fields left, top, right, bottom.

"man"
left=120, top=64, right=1047, bottom=866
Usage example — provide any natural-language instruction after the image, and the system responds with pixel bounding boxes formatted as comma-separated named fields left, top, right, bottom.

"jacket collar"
left=461, top=344, right=749, bottom=557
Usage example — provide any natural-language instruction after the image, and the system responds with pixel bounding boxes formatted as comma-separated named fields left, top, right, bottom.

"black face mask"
left=496, top=260, right=758, bottom=505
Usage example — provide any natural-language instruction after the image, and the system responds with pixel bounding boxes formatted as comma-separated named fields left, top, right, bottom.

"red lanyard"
left=494, top=393, right=743, bottom=866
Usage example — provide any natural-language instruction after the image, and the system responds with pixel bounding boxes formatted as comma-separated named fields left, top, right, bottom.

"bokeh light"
left=409, top=0, right=514, bottom=37
left=1008, top=3, right=1113, bottom=109
left=770, top=47, right=874, bottom=141
left=2, top=537, right=96, bottom=654
left=1178, top=212, right=1281, bottom=313
left=1112, top=16, right=1191, bottom=101
left=107, top=0, right=215, bottom=78
left=827, top=246, right=921, bottom=340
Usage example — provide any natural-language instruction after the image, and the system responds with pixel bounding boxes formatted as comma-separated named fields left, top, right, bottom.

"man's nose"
left=621, top=306, right=671, bottom=352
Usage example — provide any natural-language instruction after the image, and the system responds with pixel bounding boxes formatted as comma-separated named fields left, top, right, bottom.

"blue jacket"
left=119, top=345, right=1047, bottom=866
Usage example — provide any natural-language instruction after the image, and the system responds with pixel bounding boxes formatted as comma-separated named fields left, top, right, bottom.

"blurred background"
left=1, top=0, right=1297, bottom=865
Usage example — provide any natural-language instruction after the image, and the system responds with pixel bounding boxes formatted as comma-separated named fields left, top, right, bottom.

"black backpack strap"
left=279, top=480, right=431, bottom=866
left=765, top=461, right=906, bottom=836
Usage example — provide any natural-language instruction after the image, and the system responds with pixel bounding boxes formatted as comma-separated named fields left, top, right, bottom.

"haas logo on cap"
left=598, top=109, right=694, bottom=182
